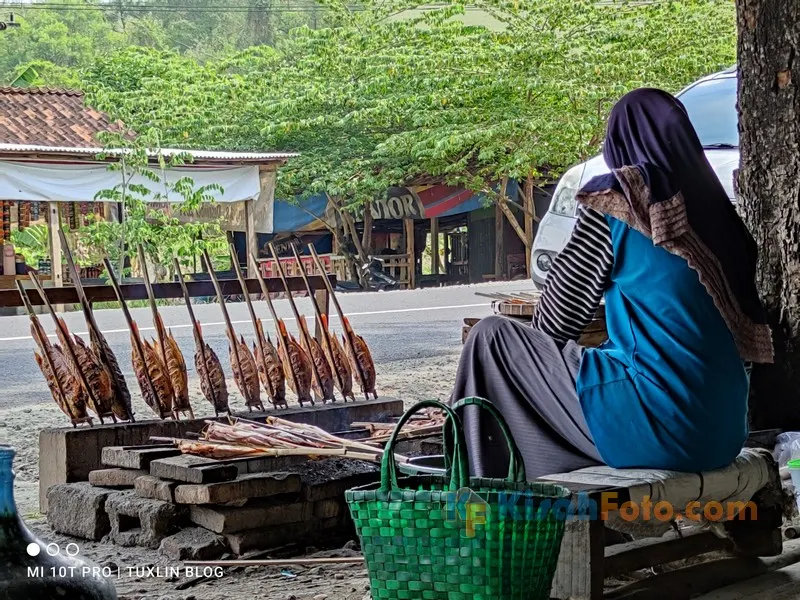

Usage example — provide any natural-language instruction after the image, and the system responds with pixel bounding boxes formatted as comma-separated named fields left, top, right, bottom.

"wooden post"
left=47, top=202, right=65, bottom=313
left=494, top=202, right=504, bottom=280
left=404, top=218, right=415, bottom=289
left=431, top=217, right=439, bottom=276
left=443, top=231, right=450, bottom=275
left=524, top=176, right=534, bottom=278
left=244, top=199, right=258, bottom=279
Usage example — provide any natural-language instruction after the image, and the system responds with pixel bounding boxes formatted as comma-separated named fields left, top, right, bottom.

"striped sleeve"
left=532, top=205, right=613, bottom=343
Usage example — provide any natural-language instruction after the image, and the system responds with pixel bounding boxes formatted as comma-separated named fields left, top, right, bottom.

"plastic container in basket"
left=345, top=397, right=570, bottom=600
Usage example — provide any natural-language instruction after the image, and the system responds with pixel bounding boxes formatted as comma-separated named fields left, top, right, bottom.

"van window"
left=678, top=76, right=738, bottom=148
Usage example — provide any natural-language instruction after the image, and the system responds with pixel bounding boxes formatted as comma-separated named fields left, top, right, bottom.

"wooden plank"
left=101, top=445, right=182, bottom=470
left=551, top=515, right=605, bottom=600
left=174, top=472, right=302, bottom=505
left=0, top=274, right=336, bottom=308
left=606, top=540, right=800, bottom=600
left=150, top=454, right=239, bottom=484
left=605, top=530, right=732, bottom=578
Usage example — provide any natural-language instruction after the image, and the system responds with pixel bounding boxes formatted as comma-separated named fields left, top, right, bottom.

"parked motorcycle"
left=362, top=256, right=400, bottom=291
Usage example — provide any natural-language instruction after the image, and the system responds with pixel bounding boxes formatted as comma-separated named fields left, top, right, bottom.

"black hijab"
left=577, top=88, right=773, bottom=363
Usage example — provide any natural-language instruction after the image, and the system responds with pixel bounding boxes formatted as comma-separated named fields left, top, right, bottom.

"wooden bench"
left=539, top=448, right=788, bottom=599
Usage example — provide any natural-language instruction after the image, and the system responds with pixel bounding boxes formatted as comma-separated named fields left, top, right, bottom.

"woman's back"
left=578, top=216, right=749, bottom=472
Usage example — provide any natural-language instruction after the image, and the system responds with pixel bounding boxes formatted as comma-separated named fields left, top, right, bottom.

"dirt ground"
left=2, top=354, right=459, bottom=600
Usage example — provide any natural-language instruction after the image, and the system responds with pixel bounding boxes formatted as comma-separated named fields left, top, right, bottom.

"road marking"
left=1, top=303, right=488, bottom=342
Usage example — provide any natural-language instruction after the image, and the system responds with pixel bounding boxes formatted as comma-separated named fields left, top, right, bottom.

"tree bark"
left=737, top=0, right=800, bottom=429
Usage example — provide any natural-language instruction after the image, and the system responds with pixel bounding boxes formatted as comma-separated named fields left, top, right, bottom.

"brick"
left=105, top=491, right=188, bottom=549
left=150, top=455, right=238, bottom=484
left=88, top=468, right=148, bottom=488
left=159, top=527, right=228, bottom=561
left=189, top=499, right=310, bottom=534
left=46, top=482, right=113, bottom=541
left=174, top=472, right=301, bottom=505
left=134, top=475, right=177, bottom=503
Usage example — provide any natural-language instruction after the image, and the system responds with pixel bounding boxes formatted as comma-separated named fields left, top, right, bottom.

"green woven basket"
left=345, top=397, right=570, bottom=600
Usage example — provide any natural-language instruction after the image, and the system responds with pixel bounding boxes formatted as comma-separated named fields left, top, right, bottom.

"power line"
left=0, top=1, right=363, bottom=13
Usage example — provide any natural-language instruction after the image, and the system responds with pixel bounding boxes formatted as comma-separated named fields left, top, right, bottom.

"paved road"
left=0, top=280, right=529, bottom=410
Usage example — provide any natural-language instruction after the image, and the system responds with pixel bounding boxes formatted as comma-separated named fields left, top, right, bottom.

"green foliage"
left=10, top=224, right=50, bottom=266
left=80, top=0, right=736, bottom=211
left=1, top=0, right=334, bottom=86
left=78, top=129, right=228, bottom=279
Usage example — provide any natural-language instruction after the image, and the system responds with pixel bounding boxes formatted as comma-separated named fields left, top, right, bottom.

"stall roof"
left=0, top=87, right=297, bottom=165
left=0, top=143, right=298, bottom=164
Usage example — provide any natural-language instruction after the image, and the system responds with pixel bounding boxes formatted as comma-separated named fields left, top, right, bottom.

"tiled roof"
left=0, top=87, right=129, bottom=147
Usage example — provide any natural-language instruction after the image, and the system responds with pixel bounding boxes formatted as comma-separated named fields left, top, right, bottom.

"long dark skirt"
left=451, top=315, right=603, bottom=480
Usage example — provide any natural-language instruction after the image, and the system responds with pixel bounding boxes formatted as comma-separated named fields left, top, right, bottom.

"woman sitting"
left=452, top=88, right=774, bottom=480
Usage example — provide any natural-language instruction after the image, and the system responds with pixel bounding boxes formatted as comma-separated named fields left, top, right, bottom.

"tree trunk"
left=737, top=0, right=800, bottom=429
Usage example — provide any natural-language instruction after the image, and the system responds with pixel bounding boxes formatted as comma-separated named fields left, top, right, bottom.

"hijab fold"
left=576, top=88, right=773, bottom=364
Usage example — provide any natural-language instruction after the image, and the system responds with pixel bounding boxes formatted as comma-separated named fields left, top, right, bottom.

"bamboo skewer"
left=267, top=243, right=331, bottom=404
left=138, top=246, right=192, bottom=420
left=102, top=258, right=168, bottom=419
left=184, top=557, right=365, bottom=567
left=307, top=245, right=370, bottom=398
left=228, top=244, right=286, bottom=409
left=59, top=230, right=134, bottom=422
left=248, top=251, right=307, bottom=407
left=27, top=270, right=116, bottom=423
left=289, top=244, right=353, bottom=402
left=202, top=249, right=264, bottom=412
left=16, top=281, right=93, bottom=427
left=174, top=258, right=229, bottom=416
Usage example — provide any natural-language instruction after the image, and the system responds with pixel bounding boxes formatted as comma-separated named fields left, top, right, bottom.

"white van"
left=531, top=67, right=739, bottom=288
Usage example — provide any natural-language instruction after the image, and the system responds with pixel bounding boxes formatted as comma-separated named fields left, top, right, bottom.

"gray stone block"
left=46, top=482, right=113, bottom=541
left=159, top=527, right=228, bottom=561
left=105, top=490, right=188, bottom=549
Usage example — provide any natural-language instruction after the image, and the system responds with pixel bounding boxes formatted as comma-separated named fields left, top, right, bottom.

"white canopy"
left=0, top=160, right=262, bottom=204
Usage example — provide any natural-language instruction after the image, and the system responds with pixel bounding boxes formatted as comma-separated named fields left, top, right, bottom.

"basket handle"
left=380, top=399, right=469, bottom=492
left=451, top=396, right=527, bottom=483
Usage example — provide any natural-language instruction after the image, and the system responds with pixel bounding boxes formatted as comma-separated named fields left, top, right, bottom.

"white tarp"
left=0, top=161, right=261, bottom=204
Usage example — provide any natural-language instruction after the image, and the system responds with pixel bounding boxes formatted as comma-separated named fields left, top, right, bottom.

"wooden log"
left=174, top=472, right=302, bottom=505
left=88, top=468, right=148, bottom=488
left=101, top=445, right=181, bottom=470
left=150, top=454, right=239, bottom=484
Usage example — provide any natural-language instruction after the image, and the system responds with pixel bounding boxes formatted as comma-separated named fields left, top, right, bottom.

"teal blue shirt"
left=577, top=216, right=749, bottom=472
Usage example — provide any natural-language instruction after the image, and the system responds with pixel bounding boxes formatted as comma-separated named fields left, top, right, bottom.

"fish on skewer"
left=130, top=325, right=174, bottom=418
left=276, top=320, right=313, bottom=406
left=17, top=282, right=92, bottom=426
left=249, top=251, right=313, bottom=407
left=297, top=314, right=335, bottom=401
left=60, top=230, right=134, bottom=422
left=321, top=315, right=355, bottom=401
left=27, top=271, right=117, bottom=422
left=227, top=244, right=286, bottom=409
left=103, top=258, right=173, bottom=419
left=308, top=244, right=377, bottom=399
left=341, top=316, right=377, bottom=399
left=137, top=245, right=192, bottom=419
left=202, top=249, right=264, bottom=411
left=268, top=243, right=334, bottom=403
left=288, top=244, right=354, bottom=401
left=174, top=258, right=230, bottom=416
